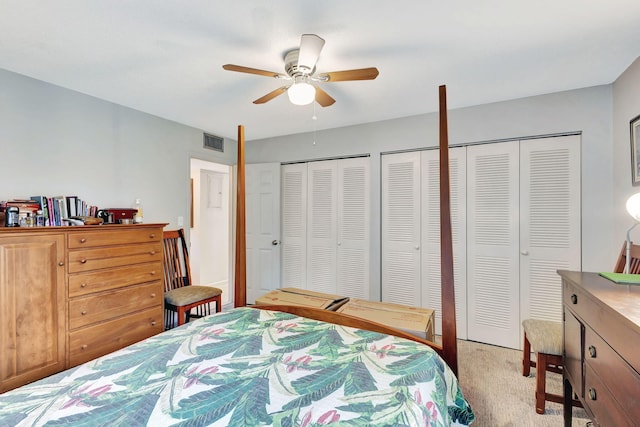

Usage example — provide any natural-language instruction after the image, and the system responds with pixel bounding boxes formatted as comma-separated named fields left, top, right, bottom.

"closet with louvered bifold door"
left=467, top=135, right=581, bottom=349
left=381, top=135, right=581, bottom=349
left=281, top=157, right=370, bottom=299
left=381, top=147, right=468, bottom=339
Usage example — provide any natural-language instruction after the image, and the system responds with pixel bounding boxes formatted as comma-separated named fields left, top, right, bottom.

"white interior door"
left=337, top=157, right=370, bottom=299
left=421, top=147, right=468, bottom=339
left=467, top=141, right=520, bottom=348
left=382, top=152, right=421, bottom=305
left=281, top=163, right=308, bottom=289
left=245, top=162, right=281, bottom=304
left=519, top=135, right=581, bottom=323
left=306, top=160, right=338, bottom=294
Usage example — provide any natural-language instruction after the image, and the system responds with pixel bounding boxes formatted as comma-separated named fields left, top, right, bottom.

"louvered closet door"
left=337, top=157, right=370, bottom=299
left=467, top=141, right=520, bottom=348
left=519, top=135, right=581, bottom=324
left=306, top=160, right=338, bottom=294
left=421, top=148, right=468, bottom=339
left=281, top=163, right=308, bottom=289
left=382, top=152, right=421, bottom=305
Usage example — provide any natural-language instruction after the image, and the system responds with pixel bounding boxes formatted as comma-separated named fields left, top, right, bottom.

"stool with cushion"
left=522, top=319, right=581, bottom=414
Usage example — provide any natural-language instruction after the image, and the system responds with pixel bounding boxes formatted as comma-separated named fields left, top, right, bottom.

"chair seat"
left=165, top=285, right=223, bottom=307
left=522, top=319, right=562, bottom=356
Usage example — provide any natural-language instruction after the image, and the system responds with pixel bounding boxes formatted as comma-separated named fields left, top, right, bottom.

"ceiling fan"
left=223, top=34, right=379, bottom=107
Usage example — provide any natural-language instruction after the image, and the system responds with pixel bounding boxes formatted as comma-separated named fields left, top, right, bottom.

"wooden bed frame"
left=233, top=86, right=458, bottom=375
left=252, top=304, right=440, bottom=348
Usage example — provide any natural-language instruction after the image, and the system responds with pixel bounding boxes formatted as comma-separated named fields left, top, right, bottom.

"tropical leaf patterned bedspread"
left=0, top=307, right=474, bottom=426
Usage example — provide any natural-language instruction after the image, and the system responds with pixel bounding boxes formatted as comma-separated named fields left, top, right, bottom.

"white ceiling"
left=1, top=1, right=639, bottom=141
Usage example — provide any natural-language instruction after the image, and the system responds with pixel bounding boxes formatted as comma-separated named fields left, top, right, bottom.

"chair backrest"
left=613, top=241, right=640, bottom=274
left=162, top=228, right=192, bottom=293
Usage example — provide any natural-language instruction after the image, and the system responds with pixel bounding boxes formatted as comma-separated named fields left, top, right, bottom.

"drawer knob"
left=151, top=321, right=157, bottom=326
left=151, top=293, right=156, bottom=298
left=588, top=388, right=597, bottom=400
left=570, top=294, right=578, bottom=304
left=150, top=233, right=156, bottom=239
left=150, top=250, right=156, bottom=255
left=80, top=238, right=87, bottom=243
left=588, top=345, right=597, bottom=358
left=80, top=259, right=87, bottom=264
left=58, top=261, right=64, bottom=267
left=150, top=271, right=156, bottom=275
left=81, top=310, right=87, bottom=315
left=81, top=283, right=87, bottom=288
left=81, top=344, right=88, bottom=350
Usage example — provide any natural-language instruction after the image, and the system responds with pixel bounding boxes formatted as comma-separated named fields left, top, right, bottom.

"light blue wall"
left=2, top=59, right=638, bottom=299
left=0, top=68, right=236, bottom=230
left=613, top=58, right=640, bottom=260
left=247, top=83, right=620, bottom=299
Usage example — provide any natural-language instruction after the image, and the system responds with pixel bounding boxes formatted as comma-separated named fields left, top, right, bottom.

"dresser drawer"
left=585, top=327, right=640, bottom=420
left=68, top=242, right=162, bottom=273
left=563, top=279, right=602, bottom=332
left=584, top=364, right=635, bottom=427
left=563, top=279, right=591, bottom=315
left=68, top=306, right=163, bottom=367
left=69, top=262, right=162, bottom=297
left=69, top=281, right=162, bottom=329
left=68, top=228, right=162, bottom=248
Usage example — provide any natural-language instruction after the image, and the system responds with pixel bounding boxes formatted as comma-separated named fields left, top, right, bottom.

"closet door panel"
left=467, top=142, right=520, bottom=348
left=281, top=163, right=307, bottom=289
left=519, top=135, right=581, bottom=323
left=306, top=160, right=338, bottom=294
left=421, top=147, right=468, bottom=338
left=337, top=157, right=370, bottom=299
left=382, top=152, right=421, bottom=305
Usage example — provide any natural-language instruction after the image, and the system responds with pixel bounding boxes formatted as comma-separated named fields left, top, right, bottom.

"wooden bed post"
left=234, top=124, right=247, bottom=307
left=439, top=85, right=458, bottom=376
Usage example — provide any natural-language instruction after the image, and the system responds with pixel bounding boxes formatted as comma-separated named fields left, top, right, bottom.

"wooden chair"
left=162, top=229, right=222, bottom=329
left=613, top=241, right=640, bottom=273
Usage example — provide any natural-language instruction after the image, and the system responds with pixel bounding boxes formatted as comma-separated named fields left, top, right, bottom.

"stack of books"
left=7, top=196, right=100, bottom=226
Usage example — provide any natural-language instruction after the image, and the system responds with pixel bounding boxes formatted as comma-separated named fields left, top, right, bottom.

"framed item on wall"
left=632, top=114, right=640, bottom=185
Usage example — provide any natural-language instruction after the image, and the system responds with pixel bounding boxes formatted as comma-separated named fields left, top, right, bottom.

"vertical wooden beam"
left=439, top=85, right=458, bottom=376
left=234, top=125, right=247, bottom=307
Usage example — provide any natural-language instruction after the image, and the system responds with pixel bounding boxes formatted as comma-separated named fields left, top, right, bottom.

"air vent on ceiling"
left=203, top=133, right=224, bottom=152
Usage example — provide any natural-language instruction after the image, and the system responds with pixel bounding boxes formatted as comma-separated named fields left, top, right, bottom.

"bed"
left=0, top=306, right=473, bottom=426
left=0, top=87, right=474, bottom=426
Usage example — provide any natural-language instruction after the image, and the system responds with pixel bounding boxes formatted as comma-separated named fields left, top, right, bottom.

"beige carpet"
left=456, top=339, right=590, bottom=427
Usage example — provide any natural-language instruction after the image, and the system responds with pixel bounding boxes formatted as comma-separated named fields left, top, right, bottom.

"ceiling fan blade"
left=223, top=64, right=286, bottom=79
left=297, top=34, right=325, bottom=72
left=314, top=86, right=336, bottom=107
left=253, top=86, right=289, bottom=104
left=319, top=67, right=379, bottom=82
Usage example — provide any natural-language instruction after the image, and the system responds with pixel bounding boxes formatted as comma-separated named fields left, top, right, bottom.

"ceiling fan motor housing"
left=284, top=50, right=315, bottom=78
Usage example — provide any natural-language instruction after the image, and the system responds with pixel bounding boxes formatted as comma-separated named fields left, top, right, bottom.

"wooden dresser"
left=559, top=270, right=640, bottom=427
left=0, top=224, right=166, bottom=392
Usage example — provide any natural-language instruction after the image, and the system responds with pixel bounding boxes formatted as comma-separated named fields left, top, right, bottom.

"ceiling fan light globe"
left=288, top=82, right=315, bottom=105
